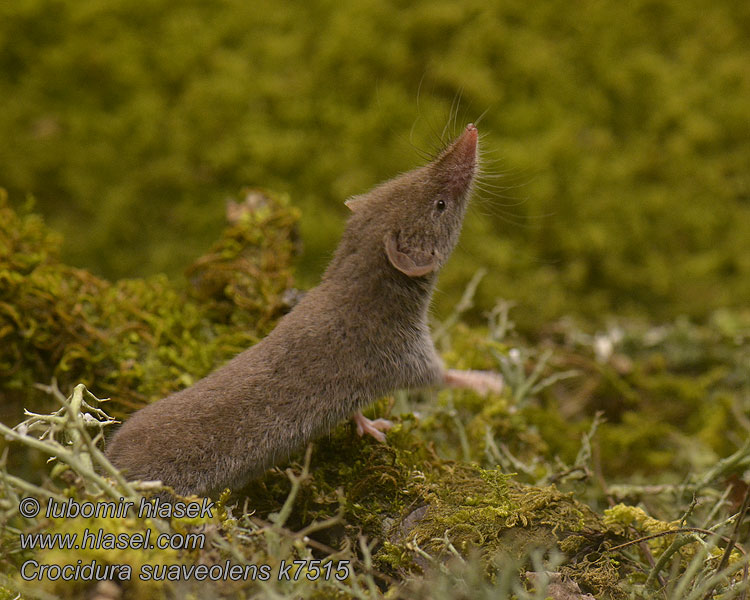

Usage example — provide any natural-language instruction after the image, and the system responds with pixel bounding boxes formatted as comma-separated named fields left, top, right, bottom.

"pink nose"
left=454, top=123, right=478, bottom=162
left=433, top=123, right=478, bottom=197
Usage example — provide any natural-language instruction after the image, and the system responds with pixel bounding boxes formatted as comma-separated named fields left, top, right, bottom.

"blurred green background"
left=1, top=0, right=748, bottom=328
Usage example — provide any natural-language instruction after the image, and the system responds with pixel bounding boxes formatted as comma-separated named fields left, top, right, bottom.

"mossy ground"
left=1, top=196, right=748, bottom=598
left=0, top=188, right=298, bottom=421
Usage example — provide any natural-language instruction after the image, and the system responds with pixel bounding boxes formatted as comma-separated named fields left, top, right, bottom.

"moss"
left=0, top=587, right=18, bottom=600
left=446, top=311, right=750, bottom=480
left=22, top=514, right=181, bottom=599
left=603, top=504, right=677, bottom=538
left=1, top=186, right=749, bottom=597
left=560, top=556, right=624, bottom=600
left=2, top=0, right=749, bottom=328
left=210, top=419, right=618, bottom=591
left=235, top=417, right=439, bottom=539
left=408, top=463, right=603, bottom=563
left=0, top=188, right=298, bottom=420
left=419, top=471, right=600, bottom=559
left=185, top=188, right=301, bottom=330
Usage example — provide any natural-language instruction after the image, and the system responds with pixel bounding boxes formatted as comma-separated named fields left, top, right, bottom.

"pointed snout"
left=432, top=123, right=478, bottom=196
left=454, top=123, right=478, bottom=163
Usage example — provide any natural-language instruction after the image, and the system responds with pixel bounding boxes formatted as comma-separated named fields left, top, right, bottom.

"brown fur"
left=105, top=125, right=480, bottom=497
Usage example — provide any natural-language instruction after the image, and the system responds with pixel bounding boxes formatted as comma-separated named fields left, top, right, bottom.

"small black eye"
left=436, top=199, right=446, bottom=212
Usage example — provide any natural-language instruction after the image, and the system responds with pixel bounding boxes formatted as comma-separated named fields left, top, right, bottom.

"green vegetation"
left=0, top=188, right=298, bottom=418
left=1, top=0, right=748, bottom=326
left=1, top=197, right=749, bottom=598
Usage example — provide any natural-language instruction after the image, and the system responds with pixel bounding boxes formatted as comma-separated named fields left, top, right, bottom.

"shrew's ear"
left=344, top=195, right=367, bottom=212
left=384, top=232, right=438, bottom=277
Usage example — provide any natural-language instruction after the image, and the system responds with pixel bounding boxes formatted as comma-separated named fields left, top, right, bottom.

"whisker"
left=474, top=106, right=492, bottom=126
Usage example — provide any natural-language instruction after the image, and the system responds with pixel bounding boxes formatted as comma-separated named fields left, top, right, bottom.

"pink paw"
left=352, top=413, right=393, bottom=443
left=444, top=369, right=504, bottom=395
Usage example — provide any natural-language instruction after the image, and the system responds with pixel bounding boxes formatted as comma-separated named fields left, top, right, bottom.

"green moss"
left=204, top=420, right=617, bottom=591
left=1, top=0, right=749, bottom=328
left=0, top=587, right=18, bottom=600
left=408, top=464, right=603, bottom=564
left=25, top=514, right=181, bottom=599
left=1, top=185, right=748, bottom=598
left=0, top=188, right=298, bottom=419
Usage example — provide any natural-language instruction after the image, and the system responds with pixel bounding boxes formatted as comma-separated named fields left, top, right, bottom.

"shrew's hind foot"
left=352, top=412, right=393, bottom=443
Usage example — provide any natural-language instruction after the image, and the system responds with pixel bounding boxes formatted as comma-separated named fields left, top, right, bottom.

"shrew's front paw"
left=443, top=369, right=504, bottom=395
